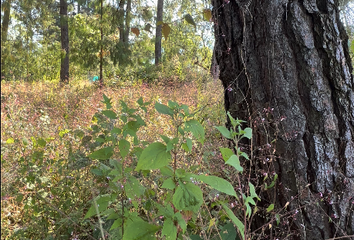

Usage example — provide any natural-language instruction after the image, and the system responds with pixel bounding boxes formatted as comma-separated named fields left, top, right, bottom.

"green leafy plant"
left=84, top=95, right=254, bottom=239
left=214, top=112, right=259, bottom=240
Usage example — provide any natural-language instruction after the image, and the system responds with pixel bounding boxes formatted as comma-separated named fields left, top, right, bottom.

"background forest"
left=1, top=0, right=214, bottom=83
left=1, top=0, right=354, bottom=240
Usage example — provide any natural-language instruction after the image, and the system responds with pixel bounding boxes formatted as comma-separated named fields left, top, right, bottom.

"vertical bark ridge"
left=212, top=0, right=354, bottom=239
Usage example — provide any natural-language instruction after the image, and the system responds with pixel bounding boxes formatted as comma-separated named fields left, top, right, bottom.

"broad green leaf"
left=240, top=151, right=249, bottom=160
left=166, top=141, right=174, bottom=152
left=84, top=195, right=111, bottom=219
left=167, top=100, right=179, bottom=109
left=125, top=176, right=145, bottom=200
left=123, top=218, right=160, bottom=240
left=109, top=159, right=121, bottom=170
left=184, top=14, right=196, bottom=29
left=156, top=204, right=174, bottom=218
left=245, top=196, right=256, bottom=206
left=95, top=137, right=105, bottom=143
left=102, top=94, right=112, bottom=109
left=173, top=183, right=203, bottom=212
left=181, top=104, right=190, bottom=116
left=193, top=175, right=236, bottom=197
left=160, top=166, right=174, bottom=176
left=185, top=120, right=205, bottom=144
left=119, top=139, right=130, bottom=158
left=37, top=138, right=46, bottom=147
left=186, top=138, right=193, bottom=152
left=221, top=203, right=245, bottom=240
left=111, top=127, right=121, bottom=134
left=110, top=218, right=122, bottom=230
left=161, top=218, right=177, bottom=239
left=220, top=147, right=234, bottom=161
left=249, top=182, right=260, bottom=200
left=136, top=142, right=171, bottom=170
left=144, top=23, right=152, bottom=32
left=220, top=222, right=238, bottom=240
left=102, top=110, right=117, bottom=119
left=243, top=128, right=252, bottom=139
left=226, top=155, right=243, bottom=172
left=267, top=204, right=274, bottom=212
left=215, top=126, right=232, bottom=139
left=161, top=177, right=176, bottom=190
left=182, top=143, right=189, bottom=153
left=174, top=212, right=187, bottom=233
left=155, top=102, right=173, bottom=116
left=74, top=129, right=85, bottom=139
left=91, top=168, right=103, bottom=176
left=227, top=112, right=244, bottom=128
left=88, top=147, right=114, bottom=160
left=127, top=121, right=140, bottom=131
left=160, top=135, right=170, bottom=144
left=108, top=169, right=122, bottom=178
left=137, top=97, right=144, bottom=105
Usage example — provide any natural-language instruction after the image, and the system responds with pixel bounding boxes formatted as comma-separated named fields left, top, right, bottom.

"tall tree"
left=118, top=0, right=131, bottom=44
left=155, top=0, right=163, bottom=65
left=1, top=0, right=11, bottom=42
left=212, top=0, right=354, bottom=239
left=60, top=0, right=69, bottom=83
left=99, top=0, right=103, bottom=87
left=1, top=0, right=12, bottom=78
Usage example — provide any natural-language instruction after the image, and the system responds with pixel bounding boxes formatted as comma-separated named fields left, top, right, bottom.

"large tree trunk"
left=155, top=0, right=163, bottom=65
left=212, top=0, right=354, bottom=239
left=1, top=0, right=11, bottom=78
left=60, top=0, right=69, bottom=83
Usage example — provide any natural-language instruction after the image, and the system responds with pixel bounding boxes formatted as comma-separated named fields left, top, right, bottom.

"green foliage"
left=1, top=0, right=213, bottom=84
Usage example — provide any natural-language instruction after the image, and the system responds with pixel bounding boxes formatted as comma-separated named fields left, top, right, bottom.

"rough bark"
left=212, top=0, right=354, bottom=239
left=60, top=0, right=69, bottom=83
left=155, top=0, right=164, bottom=65
left=1, top=0, right=11, bottom=78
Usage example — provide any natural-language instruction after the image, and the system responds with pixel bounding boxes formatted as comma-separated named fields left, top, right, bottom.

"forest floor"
left=1, top=78, right=230, bottom=239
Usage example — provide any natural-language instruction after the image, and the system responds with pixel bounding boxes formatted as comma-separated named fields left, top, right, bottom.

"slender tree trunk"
left=1, top=0, right=12, bottom=78
left=60, top=0, right=69, bottom=83
left=124, top=0, right=131, bottom=43
left=1, top=0, right=11, bottom=43
left=118, top=0, right=125, bottom=43
left=99, top=0, right=103, bottom=88
left=212, top=0, right=354, bottom=239
left=155, top=0, right=163, bottom=65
